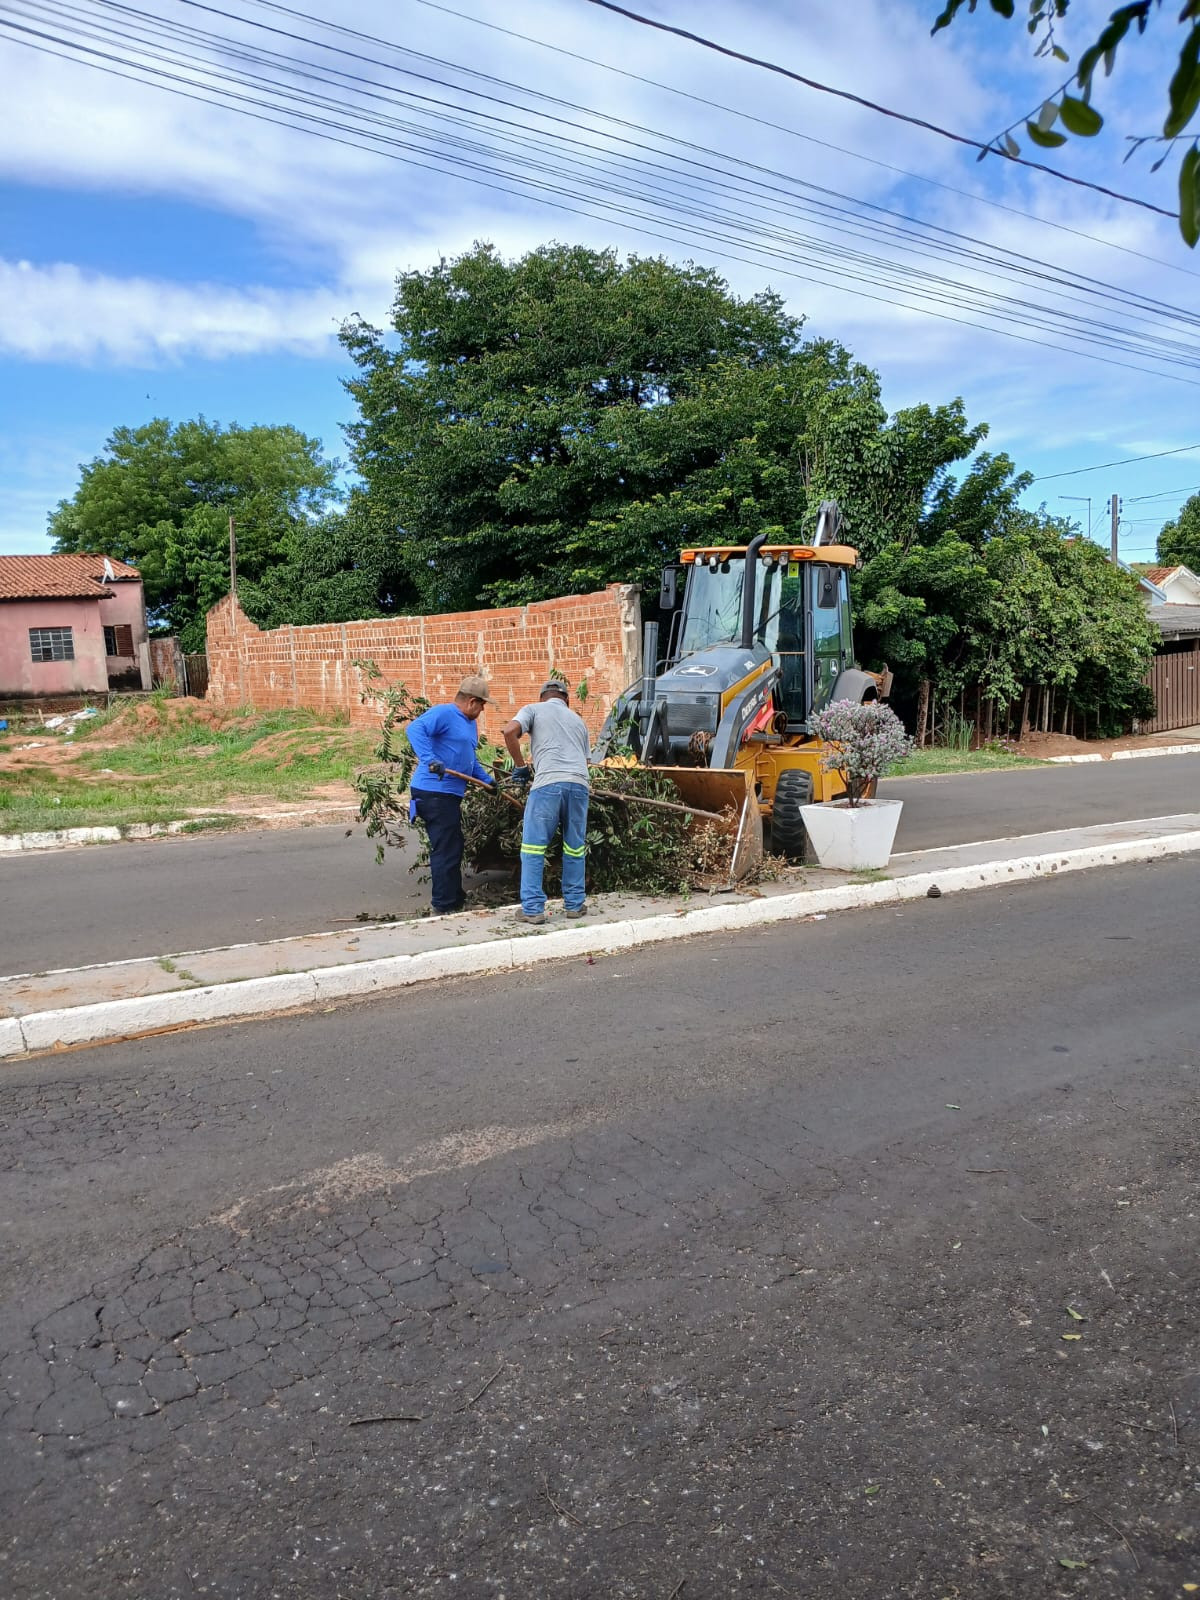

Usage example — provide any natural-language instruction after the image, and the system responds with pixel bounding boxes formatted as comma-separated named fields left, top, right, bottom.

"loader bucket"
left=647, top=765, right=763, bottom=884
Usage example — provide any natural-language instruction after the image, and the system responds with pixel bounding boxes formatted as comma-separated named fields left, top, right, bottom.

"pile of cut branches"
left=460, top=762, right=739, bottom=896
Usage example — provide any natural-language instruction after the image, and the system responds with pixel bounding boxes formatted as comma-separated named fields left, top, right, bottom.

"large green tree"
left=1157, top=490, right=1200, bottom=567
left=342, top=243, right=806, bottom=609
left=49, top=417, right=339, bottom=650
left=341, top=242, right=1020, bottom=609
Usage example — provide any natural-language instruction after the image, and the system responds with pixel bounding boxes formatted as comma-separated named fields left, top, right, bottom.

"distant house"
left=0, top=554, right=150, bottom=699
left=1132, top=563, right=1200, bottom=606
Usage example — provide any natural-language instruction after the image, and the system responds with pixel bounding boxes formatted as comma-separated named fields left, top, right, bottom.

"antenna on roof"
left=102, top=557, right=115, bottom=581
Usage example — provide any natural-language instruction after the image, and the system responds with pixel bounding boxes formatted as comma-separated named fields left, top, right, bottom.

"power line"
left=1033, top=444, right=1200, bottom=481
left=6, top=0, right=1200, bottom=385
left=581, top=0, right=1179, bottom=222
left=415, top=0, right=1200, bottom=282
left=1124, top=483, right=1200, bottom=502
left=21, top=0, right=1200, bottom=364
left=180, top=0, right=1200, bottom=334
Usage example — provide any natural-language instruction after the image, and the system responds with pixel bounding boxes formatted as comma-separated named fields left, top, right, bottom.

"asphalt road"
left=1, top=754, right=1198, bottom=977
left=1, top=858, right=1198, bottom=1597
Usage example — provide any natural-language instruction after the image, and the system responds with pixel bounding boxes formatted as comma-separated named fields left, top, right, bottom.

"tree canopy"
left=340, top=242, right=1025, bottom=610
left=1157, top=490, right=1200, bottom=567
left=48, top=417, right=339, bottom=650
left=932, top=0, right=1200, bottom=245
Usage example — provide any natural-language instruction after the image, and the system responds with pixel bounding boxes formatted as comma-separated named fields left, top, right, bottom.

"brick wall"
left=204, top=586, right=643, bottom=736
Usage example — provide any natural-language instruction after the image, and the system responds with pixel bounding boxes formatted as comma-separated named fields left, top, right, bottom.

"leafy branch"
left=933, top=0, right=1200, bottom=244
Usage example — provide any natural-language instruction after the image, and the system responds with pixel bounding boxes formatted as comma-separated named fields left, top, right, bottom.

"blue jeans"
left=520, top=782, right=589, bottom=914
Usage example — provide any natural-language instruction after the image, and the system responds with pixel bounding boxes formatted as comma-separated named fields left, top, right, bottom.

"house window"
left=104, top=623, right=134, bottom=657
left=29, top=627, right=75, bottom=663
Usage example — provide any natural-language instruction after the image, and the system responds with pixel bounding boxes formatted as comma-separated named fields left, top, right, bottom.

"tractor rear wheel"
left=770, top=770, right=815, bottom=861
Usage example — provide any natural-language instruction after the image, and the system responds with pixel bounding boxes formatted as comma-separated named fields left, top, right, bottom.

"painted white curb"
left=0, top=820, right=197, bottom=854
left=1046, top=743, right=1200, bottom=764
left=0, top=806, right=359, bottom=855
left=4, top=826, right=1199, bottom=1062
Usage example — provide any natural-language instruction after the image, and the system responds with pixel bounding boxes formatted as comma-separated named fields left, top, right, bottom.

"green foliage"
left=856, top=506, right=1158, bottom=738
left=341, top=243, right=809, bottom=609
left=976, top=520, right=1158, bottom=732
left=340, top=242, right=1033, bottom=613
left=1157, top=490, right=1200, bottom=568
left=48, top=417, right=339, bottom=649
left=238, top=514, right=392, bottom=630
left=932, top=0, right=1200, bottom=247
left=350, top=663, right=431, bottom=864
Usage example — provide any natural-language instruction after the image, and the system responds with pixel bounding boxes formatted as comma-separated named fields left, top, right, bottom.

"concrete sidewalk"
left=3, top=810, right=1199, bottom=1061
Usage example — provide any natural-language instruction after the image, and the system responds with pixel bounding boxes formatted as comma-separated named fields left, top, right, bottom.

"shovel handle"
left=595, top=789, right=726, bottom=822
left=444, top=768, right=524, bottom=810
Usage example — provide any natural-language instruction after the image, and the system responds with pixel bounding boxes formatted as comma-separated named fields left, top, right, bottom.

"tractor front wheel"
left=770, top=769, right=815, bottom=861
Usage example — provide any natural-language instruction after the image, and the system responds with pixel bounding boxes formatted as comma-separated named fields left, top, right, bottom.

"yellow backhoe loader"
left=593, top=500, right=890, bottom=875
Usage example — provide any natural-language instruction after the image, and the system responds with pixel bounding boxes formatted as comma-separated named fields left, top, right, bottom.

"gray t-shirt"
left=515, top=697, right=591, bottom=791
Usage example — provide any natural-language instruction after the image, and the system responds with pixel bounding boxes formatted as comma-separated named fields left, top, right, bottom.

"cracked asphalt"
left=2, top=857, right=1199, bottom=1598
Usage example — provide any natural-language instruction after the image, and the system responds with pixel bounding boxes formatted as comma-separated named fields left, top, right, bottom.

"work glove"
left=510, top=765, right=533, bottom=786
left=427, top=759, right=446, bottom=778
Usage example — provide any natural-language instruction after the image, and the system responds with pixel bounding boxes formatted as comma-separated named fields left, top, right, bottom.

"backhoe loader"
left=593, top=500, right=890, bottom=873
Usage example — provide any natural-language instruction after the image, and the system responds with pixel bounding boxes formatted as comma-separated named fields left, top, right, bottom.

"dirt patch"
left=0, top=742, right=92, bottom=774
left=1010, top=729, right=1200, bottom=759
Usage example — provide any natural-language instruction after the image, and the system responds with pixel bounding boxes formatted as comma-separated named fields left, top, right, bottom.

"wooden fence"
left=1141, top=642, right=1200, bottom=734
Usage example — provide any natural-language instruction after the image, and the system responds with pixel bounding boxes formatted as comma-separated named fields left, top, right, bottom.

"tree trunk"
left=1060, top=696, right=1070, bottom=736
left=916, top=678, right=931, bottom=748
left=1019, top=684, right=1032, bottom=742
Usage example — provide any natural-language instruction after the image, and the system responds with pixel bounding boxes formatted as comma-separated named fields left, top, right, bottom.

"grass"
left=0, top=702, right=375, bottom=834
left=888, top=745, right=1043, bottom=778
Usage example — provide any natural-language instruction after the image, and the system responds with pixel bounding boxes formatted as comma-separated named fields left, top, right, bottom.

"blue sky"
left=1, top=0, right=1197, bottom=566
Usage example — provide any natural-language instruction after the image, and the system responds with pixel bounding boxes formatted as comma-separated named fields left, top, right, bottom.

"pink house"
left=0, top=554, right=151, bottom=699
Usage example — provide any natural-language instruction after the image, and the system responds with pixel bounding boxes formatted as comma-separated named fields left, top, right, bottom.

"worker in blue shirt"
left=406, top=674, right=497, bottom=914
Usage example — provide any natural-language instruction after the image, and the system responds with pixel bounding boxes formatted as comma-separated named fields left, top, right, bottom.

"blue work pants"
left=412, top=790, right=465, bottom=913
left=520, top=782, right=589, bottom=915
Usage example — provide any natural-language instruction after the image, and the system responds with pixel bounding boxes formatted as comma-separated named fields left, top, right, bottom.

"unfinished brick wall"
left=204, top=586, right=643, bottom=736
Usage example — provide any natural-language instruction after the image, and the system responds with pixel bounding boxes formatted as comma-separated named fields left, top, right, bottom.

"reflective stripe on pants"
left=519, top=781, right=589, bottom=914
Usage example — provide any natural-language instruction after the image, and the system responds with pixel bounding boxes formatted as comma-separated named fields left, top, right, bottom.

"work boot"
left=518, top=910, right=547, bottom=925
left=564, top=904, right=588, bottom=919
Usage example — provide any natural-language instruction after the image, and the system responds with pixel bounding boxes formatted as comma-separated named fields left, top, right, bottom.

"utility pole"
left=228, top=514, right=238, bottom=603
left=1109, top=493, right=1121, bottom=564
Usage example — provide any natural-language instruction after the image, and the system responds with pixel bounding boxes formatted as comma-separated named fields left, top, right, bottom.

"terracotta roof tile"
left=0, top=553, right=141, bottom=601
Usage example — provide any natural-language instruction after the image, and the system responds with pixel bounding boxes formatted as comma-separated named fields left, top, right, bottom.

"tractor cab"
left=667, top=542, right=858, bottom=729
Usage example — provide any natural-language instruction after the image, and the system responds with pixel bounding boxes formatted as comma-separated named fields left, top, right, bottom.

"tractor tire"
left=770, top=769, right=815, bottom=861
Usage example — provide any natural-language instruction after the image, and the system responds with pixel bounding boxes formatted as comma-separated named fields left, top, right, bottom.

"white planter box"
left=800, top=799, right=904, bottom=871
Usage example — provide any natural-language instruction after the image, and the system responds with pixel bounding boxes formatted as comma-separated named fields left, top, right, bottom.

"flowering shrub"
left=809, top=699, right=913, bottom=807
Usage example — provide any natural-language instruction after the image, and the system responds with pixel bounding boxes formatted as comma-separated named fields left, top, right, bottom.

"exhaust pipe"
left=639, top=619, right=659, bottom=728
left=739, top=531, right=769, bottom=649
left=813, top=499, right=842, bottom=547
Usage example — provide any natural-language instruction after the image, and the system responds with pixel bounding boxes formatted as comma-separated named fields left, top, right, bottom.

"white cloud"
left=0, top=259, right=345, bottom=364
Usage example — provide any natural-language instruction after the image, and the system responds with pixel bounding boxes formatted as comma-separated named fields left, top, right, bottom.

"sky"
left=1, top=0, right=1198, bottom=567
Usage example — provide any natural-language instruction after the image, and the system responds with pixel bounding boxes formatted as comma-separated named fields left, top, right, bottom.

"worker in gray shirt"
left=501, top=679, right=592, bottom=924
